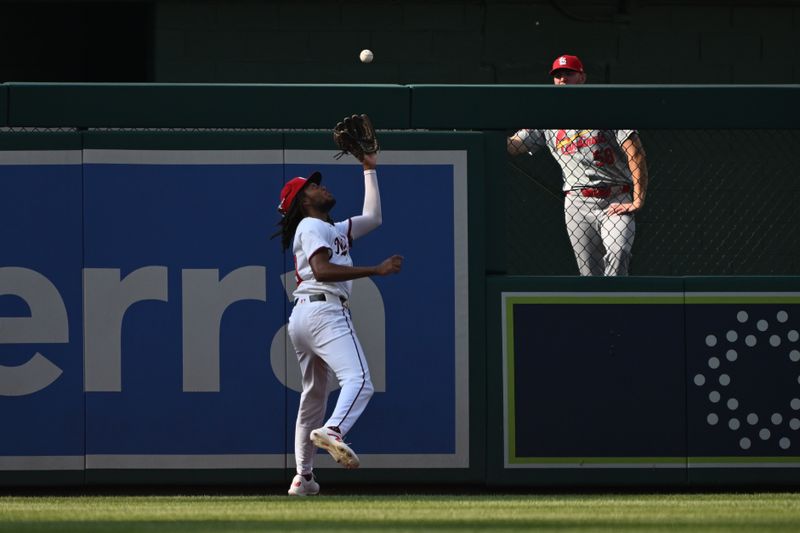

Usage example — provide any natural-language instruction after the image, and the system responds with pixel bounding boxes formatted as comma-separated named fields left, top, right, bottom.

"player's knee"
left=362, top=378, right=374, bottom=400
left=301, top=386, right=327, bottom=404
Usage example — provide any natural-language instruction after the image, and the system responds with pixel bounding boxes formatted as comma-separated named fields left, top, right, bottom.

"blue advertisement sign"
left=0, top=151, right=84, bottom=469
left=82, top=152, right=284, bottom=466
left=0, top=147, right=469, bottom=471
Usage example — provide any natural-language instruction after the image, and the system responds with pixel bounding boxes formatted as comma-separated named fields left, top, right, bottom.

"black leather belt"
left=294, top=294, right=348, bottom=306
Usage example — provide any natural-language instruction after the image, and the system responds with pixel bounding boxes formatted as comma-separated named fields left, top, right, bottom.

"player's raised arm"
left=350, top=152, right=382, bottom=239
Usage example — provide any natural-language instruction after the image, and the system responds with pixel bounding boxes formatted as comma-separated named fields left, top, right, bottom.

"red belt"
left=566, top=184, right=631, bottom=198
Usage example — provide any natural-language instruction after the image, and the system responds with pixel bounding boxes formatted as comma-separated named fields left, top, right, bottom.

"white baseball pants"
left=287, top=297, right=374, bottom=475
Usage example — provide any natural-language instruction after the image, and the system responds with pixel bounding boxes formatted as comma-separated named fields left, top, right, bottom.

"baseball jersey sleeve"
left=515, top=129, right=547, bottom=154
left=616, top=130, right=638, bottom=144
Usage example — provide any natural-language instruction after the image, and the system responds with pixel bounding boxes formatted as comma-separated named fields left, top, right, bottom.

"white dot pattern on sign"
left=698, top=309, right=800, bottom=453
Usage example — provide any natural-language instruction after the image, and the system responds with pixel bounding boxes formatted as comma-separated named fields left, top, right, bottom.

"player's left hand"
left=606, top=202, right=640, bottom=216
left=376, top=254, right=403, bottom=276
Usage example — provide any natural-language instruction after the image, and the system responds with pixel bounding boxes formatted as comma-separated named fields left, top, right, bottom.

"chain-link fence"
left=4, top=125, right=797, bottom=276
left=507, top=129, right=800, bottom=276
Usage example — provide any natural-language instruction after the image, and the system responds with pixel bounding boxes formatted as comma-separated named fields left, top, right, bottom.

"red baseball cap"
left=550, top=54, right=584, bottom=75
left=277, top=171, right=321, bottom=215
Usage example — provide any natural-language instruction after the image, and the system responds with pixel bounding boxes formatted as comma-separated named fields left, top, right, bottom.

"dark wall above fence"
left=3, top=83, right=800, bottom=129
left=410, top=85, right=800, bottom=129
left=149, top=1, right=800, bottom=85
left=4, top=83, right=411, bottom=129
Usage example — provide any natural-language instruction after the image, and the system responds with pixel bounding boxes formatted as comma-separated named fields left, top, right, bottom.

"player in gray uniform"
left=508, top=55, right=649, bottom=276
left=275, top=151, right=403, bottom=495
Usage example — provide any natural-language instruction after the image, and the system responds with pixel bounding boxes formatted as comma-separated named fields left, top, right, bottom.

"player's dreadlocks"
left=273, top=191, right=306, bottom=251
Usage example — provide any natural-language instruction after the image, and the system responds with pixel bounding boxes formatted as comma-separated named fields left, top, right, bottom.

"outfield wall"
left=1, top=84, right=799, bottom=488
left=0, top=130, right=486, bottom=487
left=488, top=277, right=800, bottom=487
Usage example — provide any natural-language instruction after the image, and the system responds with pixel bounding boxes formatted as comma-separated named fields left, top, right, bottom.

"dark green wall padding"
left=4, top=83, right=800, bottom=129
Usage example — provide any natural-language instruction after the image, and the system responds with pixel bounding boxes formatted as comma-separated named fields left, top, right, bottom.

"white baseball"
left=359, top=49, right=374, bottom=64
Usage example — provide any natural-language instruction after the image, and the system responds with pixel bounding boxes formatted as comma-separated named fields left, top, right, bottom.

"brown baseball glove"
left=333, top=114, right=379, bottom=161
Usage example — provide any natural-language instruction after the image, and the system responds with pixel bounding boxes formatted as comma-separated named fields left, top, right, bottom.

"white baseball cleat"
left=287, top=473, right=320, bottom=496
left=310, top=427, right=360, bottom=469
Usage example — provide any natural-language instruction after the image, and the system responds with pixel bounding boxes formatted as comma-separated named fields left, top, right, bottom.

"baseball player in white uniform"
left=508, top=54, right=649, bottom=276
left=275, top=151, right=402, bottom=496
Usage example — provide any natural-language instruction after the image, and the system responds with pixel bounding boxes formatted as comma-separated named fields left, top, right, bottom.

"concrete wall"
left=154, top=0, right=800, bottom=84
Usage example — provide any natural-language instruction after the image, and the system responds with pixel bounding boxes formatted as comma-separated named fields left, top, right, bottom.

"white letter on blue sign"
left=181, top=267, right=266, bottom=392
left=0, top=267, right=68, bottom=396
left=83, top=266, right=169, bottom=392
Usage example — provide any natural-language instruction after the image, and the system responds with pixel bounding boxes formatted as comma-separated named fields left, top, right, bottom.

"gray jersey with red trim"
left=292, top=217, right=353, bottom=300
left=516, top=129, right=636, bottom=190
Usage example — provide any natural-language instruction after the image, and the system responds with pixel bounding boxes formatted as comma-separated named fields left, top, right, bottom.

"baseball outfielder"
left=275, top=151, right=402, bottom=496
left=508, top=55, right=649, bottom=276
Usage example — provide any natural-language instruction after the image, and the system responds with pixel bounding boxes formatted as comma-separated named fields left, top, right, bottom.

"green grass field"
left=1, top=493, right=800, bottom=532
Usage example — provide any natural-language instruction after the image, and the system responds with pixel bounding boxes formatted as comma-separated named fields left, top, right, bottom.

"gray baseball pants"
left=564, top=191, right=636, bottom=276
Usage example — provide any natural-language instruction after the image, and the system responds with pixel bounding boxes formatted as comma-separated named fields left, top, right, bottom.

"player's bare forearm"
left=310, top=253, right=402, bottom=282
left=631, top=167, right=648, bottom=210
left=607, top=136, right=649, bottom=215
left=629, top=152, right=648, bottom=211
